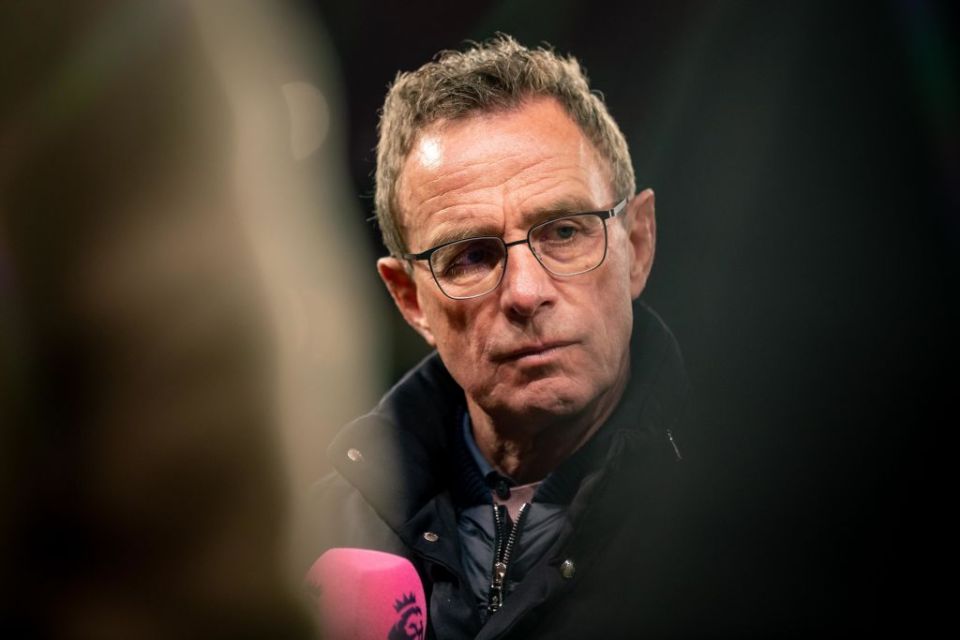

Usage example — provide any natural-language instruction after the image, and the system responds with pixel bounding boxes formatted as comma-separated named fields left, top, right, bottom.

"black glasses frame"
left=401, top=198, right=629, bottom=300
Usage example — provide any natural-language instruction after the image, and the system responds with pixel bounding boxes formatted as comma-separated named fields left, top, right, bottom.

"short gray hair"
left=375, top=34, right=636, bottom=256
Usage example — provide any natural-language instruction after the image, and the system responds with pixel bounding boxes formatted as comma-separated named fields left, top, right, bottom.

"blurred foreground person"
left=315, top=36, right=713, bottom=639
left=0, top=1, right=374, bottom=637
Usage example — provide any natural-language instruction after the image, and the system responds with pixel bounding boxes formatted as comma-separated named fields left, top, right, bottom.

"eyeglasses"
left=402, top=198, right=628, bottom=300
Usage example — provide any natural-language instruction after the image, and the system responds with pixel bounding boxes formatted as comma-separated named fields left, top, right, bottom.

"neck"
left=467, top=364, right=630, bottom=484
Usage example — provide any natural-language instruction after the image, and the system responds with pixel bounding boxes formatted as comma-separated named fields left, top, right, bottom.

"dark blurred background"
left=308, top=0, right=958, bottom=634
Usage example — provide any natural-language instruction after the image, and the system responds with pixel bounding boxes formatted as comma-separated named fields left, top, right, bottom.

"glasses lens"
left=430, top=237, right=505, bottom=298
left=530, top=214, right=606, bottom=275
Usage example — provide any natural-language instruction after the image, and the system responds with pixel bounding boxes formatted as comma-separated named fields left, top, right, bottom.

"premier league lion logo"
left=387, top=592, right=424, bottom=640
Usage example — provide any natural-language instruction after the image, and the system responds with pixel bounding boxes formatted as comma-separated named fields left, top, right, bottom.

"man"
left=315, top=36, right=693, bottom=638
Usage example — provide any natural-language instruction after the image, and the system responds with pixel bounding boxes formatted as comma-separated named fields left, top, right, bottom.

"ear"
left=626, top=188, right=657, bottom=299
left=377, top=257, right=437, bottom=346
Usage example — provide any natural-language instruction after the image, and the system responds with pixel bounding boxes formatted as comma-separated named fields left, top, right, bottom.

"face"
left=379, top=97, right=656, bottom=427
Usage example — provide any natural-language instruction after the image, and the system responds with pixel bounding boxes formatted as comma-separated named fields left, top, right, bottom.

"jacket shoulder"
left=309, top=470, right=409, bottom=557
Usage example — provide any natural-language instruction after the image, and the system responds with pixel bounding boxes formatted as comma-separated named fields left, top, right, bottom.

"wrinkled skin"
left=378, top=97, right=656, bottom=480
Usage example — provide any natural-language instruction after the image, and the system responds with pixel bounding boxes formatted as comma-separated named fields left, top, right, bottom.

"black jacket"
left=314, top=301, right=715, bottom=639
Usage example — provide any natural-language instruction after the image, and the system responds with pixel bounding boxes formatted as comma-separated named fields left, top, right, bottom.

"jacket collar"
left=327, top=300, right=688, bottom=539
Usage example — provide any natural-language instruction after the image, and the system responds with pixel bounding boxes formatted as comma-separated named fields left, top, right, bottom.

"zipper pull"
left=488, top=561, right=507, bottom=613
left=666, top=428, right=683, bottom=461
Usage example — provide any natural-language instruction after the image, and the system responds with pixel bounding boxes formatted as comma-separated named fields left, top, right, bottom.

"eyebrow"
left=423, top=196, right=605, bottom=249
left=426, top=223, right=501, bottom=250
left=518, top=196, right=601, bottom=227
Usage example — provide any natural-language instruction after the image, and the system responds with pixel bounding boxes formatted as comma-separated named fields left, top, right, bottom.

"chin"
left=488, top=377, right=595, bottom=419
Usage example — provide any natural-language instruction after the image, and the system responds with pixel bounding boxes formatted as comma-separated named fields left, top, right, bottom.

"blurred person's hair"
left=0, top=2, right=318, bottom=636
left=375, top=34, right=637, bottom=256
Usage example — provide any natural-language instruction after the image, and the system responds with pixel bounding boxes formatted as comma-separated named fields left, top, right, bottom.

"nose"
left=498, top=242, right=555, bottom=318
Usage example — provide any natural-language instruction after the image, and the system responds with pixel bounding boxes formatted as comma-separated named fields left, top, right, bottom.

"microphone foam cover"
left=305, top=548, right=427, bottom=640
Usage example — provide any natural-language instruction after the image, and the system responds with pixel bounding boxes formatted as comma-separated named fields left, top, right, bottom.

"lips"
left=491, top=341, right=575, bottom=362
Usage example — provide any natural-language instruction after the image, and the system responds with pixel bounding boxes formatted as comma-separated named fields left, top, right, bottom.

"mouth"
left=492, top=341, right=576, bottom=363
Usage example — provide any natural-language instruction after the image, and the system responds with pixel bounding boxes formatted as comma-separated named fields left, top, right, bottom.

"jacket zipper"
left=488, top=502, right=529, bottom=614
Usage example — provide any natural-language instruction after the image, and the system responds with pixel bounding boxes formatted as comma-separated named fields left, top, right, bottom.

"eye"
left=553, top=224, right=578, bottom=241
left=537, top=216, right=587, bottom=244
left=461, top=246, right=492, bottom=265
left=450, top=245, right=493, bottom=269
left=434, top=238, right=501, bottom=278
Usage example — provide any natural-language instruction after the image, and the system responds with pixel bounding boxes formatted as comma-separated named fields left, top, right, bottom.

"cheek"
left=420, top=293, right=483, bottom=361
left=417, top=277, right=468, bottom=332
left=590, top=302, right=629, bottom=360
left=587, top=260, right=635, bottom=362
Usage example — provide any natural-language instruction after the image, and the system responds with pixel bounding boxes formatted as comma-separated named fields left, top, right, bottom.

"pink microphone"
left=305, top=548, right=427, bottom=640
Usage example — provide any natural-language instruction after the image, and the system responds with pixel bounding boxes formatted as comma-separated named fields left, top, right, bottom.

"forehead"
left=396, top=97, right=614, bottom=249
